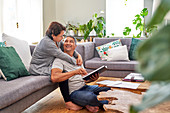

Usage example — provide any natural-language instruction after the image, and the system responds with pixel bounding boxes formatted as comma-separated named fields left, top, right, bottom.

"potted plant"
left=78, top=24, right=87, bottom=36
left=83, top=13, right=106, bottom=40
left=123, top=8, right=157, bottom=38
left=66, top=23, right=79, bottom=36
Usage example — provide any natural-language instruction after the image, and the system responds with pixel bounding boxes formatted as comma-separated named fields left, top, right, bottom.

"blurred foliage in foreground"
left=130, top=0, right=170, bottom=113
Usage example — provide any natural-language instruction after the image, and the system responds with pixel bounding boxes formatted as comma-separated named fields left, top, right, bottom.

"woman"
left=29, top=21, right=82, bottom=76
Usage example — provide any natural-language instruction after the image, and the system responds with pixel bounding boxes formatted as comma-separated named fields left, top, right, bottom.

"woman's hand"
left=85, top=73, right=99, bottom=83
left=77, top=54, right=83, bottom=66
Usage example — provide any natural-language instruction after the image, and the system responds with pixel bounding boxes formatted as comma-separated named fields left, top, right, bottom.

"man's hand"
left=76, top=54, right=83, bottom=66
left=85, top=73, right=99, bottom=83
left=75, top=68, right=88, bottom=76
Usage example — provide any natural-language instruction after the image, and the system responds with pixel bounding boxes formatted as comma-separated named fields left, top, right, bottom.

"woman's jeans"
left=70, top=85, right=111, bottom=107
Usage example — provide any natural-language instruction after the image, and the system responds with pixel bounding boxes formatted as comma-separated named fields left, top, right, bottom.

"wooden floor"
left=22, top=88, right=114, bottom=113
left=22, top=78, right=170, bottom=113
left=22, top=88, right=170, bottom=113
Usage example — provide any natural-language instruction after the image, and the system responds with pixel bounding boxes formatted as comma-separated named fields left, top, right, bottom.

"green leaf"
left=136, top=23, right=142, bottom=30
left=94, top=13, right=97, bottom=18
left=147, top=0, right=170, bottom=26
left=135, top=14, right=140, bottom=18
left=98, top=23, right=103, bottom=31
left=140, top=8, right=148, bottom=17
left=123, top=27, right=131, bottom=36
left=137, top=25, right=170, bottom=81
left=130, top=81, right=170, bottom=113
left=111, top=33, right=114, bottom=36
left=136, top=32, right=142, bottom=38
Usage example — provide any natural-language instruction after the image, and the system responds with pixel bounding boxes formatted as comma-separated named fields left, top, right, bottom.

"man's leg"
left=59, top=79, right=82, bottom=110
left=84, top=85, right=111, bottom=95
left=70, top=90, right=102, bottom=112
left=70, top=90, right=102, bottom=107
left=59, top=79, right=70, bottom=102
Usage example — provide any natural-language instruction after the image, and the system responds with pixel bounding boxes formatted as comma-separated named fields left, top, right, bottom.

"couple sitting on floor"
left=29, top=22, right=110, bottom=113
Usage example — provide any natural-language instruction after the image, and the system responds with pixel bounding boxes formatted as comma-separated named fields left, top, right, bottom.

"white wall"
left=43, top=0, right=57, bottom=35
left=43, top=0, right=106, bottom=35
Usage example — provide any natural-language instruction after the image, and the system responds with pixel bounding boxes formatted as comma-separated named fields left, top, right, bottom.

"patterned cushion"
left=0, top=41, right=6, bottom=47
left=96, top=39, right=122, bottom=60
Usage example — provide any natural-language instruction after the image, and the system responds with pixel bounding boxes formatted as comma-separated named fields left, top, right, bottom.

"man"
left=51, top=36, right=110, bottom=112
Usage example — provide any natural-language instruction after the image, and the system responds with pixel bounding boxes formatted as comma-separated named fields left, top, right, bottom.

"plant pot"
left=89, top=29, right=96, bottom=36
left=68, top=30, right=74, bottom=36
left=78, top=30, right=84, bottom=36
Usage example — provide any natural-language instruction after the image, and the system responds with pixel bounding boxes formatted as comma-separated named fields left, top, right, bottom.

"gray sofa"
left=76, top=37, right=145, bottom=78
left=0, top=46, right=58, bottom=113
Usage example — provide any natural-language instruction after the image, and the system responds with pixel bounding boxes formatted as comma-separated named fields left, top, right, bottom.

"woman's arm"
left=42, top=38, right=77, bottom=65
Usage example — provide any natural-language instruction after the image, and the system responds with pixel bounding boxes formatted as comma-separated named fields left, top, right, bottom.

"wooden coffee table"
left=94, top=77, right=150, bottom=94
left=90, top=77, right=151, bottom=112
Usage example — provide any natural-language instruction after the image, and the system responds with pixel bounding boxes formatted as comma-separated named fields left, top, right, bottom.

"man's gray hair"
left=65, top=36, right=77, bottom=45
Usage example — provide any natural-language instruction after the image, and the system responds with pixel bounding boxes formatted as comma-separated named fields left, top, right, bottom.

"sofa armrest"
left=76, top=42, right=95, bottom=64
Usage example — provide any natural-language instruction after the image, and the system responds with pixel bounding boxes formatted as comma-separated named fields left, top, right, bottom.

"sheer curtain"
left=1, top=0, right=43, bottom=44
left=106, top=0, right=144, bottom=37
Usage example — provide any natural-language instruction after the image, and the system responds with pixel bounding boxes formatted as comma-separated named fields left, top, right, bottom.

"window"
left=1, top=0, right=43, bottom=44
left=106, top=0, right=144, bottom=37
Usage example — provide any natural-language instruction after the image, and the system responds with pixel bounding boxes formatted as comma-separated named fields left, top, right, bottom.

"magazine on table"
left=122, top=73, right=144, bottom=82
left=82, top=65, right=107, bottom=80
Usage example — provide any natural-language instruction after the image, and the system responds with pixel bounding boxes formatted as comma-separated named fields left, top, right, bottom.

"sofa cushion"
left=0, top=41, right=6, bottom=79
left=85, top=57, right=138, bottom=71
left=94, top=38, right=132, bottom=57
left=0, top=47, right=30, bottom=81
left=0, top=75, right=57, bottom=109
left=107, top=45, right=130, bottom=61
left=95, top=39, right=122, bottom=60
left=2, top=33, right=32, bottom=70
left=129, top=38, right=143, bottom=60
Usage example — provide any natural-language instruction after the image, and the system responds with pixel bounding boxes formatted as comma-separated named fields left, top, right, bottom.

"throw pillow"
left=0, top=69, right=5, bottom=79
left=0, top=41, right=6, bottom=47
left=0, top=47, right=30, bottom=81
left=0, top=69, right=2, bottom=78
left=0, top=41, right=6, bottom=78
left=2, top=33, right=32, bottom=70
left=129, top=38, right=143, bottom=60
left=107, top=45, right=130, bottom=61
left=96, top=39, right=122, bottom=60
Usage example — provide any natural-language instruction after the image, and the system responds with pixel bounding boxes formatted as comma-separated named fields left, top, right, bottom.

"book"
left=122, top=73, right=144, bottom=82
left=82, top=65, right=107, bottom=80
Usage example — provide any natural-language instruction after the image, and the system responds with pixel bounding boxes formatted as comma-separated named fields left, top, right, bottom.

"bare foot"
left=85, top=105, right=99, bottom=113
left=65, top=101, right=83, bottom=111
